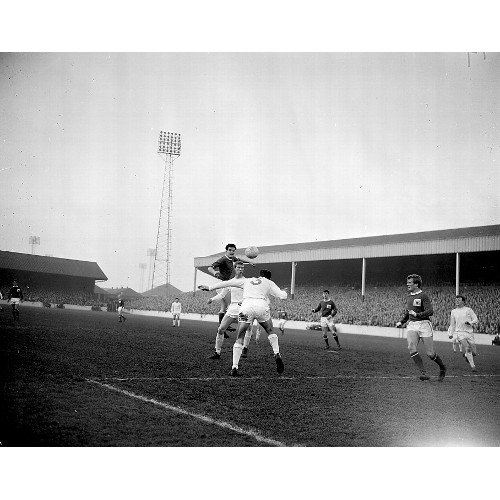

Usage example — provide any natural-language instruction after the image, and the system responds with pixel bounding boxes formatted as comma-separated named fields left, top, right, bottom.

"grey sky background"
left=1, top=52, right=499, bottom=292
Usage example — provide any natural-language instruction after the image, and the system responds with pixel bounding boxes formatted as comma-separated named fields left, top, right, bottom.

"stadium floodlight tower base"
left=152, top=131, right=181, bottom=299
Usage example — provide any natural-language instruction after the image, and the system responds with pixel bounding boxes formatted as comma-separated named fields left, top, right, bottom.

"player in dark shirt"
left=277, top=308, right=288, bottom=335
left=396, top=274, right=446, bottom=381
left=207, top=243, right=255, bottom=327
left=312, top=290, right=341, bottom=350
left=7, top=280, right=24, bottom=320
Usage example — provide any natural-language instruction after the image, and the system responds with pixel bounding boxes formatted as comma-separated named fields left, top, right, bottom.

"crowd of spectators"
left=0, top=286, right=105, bottom=308
left=2, top=281, right=498, bottom=334
left=127, top=283, right=500, bottom=335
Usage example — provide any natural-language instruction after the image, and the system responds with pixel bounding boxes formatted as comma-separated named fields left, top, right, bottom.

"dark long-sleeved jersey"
left=210, top=255, right=239, bottom=280
left=313, top=299, right=338, bottom=318
left=8, top=285, right=23, bottom=300
left=400, top=291, right=433, bottom=324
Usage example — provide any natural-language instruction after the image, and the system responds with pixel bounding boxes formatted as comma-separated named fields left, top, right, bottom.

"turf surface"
left=1, top=307, right=499, bottom=446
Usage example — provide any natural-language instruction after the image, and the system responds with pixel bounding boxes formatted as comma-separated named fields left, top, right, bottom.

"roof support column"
left=290, top=261, right=297, bottom=299
left=193, top=267, right=198, bottom=296
left=455, top=253, right=460, bottom=295
left=361, top=257, right=366, bottom=302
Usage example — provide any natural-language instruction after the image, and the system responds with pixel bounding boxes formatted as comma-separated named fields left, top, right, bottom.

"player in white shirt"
left=200, top=269, right=287, bottom=377
left=448, top=295, right=479, bottom=372
left=170, top=298, right=182, bottom=327
left=207, top=261, right=246, bottom=359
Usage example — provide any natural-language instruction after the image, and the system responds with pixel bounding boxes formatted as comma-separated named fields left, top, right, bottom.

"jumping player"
left=200, top=269, right=287, bottom=377
left=311, top=290, right=341, bottom=350
left=207, top=261, right=246, bottom=359
left=448, top=295, right=479, bottom=372
left=207, top=243, right=255, bottom=326
left=7, top=280, right=24, bottom=320
left=396, top=274, right=446, bottom=381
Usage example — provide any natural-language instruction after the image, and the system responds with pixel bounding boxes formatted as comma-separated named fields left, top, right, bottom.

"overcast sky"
left=1, top=52, right=499, bottom=292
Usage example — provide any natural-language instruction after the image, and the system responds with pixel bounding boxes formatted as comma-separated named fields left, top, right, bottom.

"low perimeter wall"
left=3, top=301, right=495, bottom=346
left=128, top=309, right=495, bottom=346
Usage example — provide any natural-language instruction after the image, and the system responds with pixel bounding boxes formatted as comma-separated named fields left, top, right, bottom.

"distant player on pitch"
left=7, top=280, right=24, bottom=320
left=448, top=295, right=479, bottom=372
left=277, top=307, right=288, bottom=335
left=117, top=297, right=127, bottom=323
left=311, top=290, right=341, bottom=350
left=170, top=298, right=182, bottom=327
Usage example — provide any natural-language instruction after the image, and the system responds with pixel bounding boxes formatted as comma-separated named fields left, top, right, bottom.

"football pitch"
left=1, top=307, right=499, bottom=447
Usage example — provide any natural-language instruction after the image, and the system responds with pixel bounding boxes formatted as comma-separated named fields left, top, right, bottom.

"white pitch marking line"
left=99, top=374, right=500, bottom=382
left=86, top=378, right=293, bottom=447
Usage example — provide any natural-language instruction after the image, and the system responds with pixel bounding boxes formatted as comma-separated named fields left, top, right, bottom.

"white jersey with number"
left=211, top=276, right=287, bottom=300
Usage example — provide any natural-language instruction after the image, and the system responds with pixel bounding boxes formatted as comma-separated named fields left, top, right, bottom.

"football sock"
left=410, top=352, right=425, bottom=373
left=465, top=352, right=475, bottom=368
left=218, top=313, right=225, bottom=324
left=215, top=332, right=224, bottom=354
left=232, top=342, right=243, bottom=369
left=268, top=333, right=279, bottom=355
left=243, top=330, right=253, bottom=348
left=323, top=335, right=329, bottom=347
left=333, top=334, right=340, bottom=347
left=430, top=353, right=445, bottom=370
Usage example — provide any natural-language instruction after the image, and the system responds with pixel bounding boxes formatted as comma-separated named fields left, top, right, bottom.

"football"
left=245, top=246, right=259, bottom=259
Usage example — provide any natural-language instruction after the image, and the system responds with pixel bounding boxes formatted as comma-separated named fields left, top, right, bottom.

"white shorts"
left=278, top=319, right=287, bottom=329
left=406, top=320, right=433, bottom=338
left=320, top=316, right=335, bottom=328
left=10, top=298, right=21, bottom=305
left=226, top=302, right=240, bottom=318
left=457, top=332, right=475, bottom=346
left=238, top=299, right=271, bottom=324
left=118, top=306, right=124, bottom=314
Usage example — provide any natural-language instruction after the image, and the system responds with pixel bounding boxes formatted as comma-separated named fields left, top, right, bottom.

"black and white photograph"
left=1, top=2, right=499, bottom=499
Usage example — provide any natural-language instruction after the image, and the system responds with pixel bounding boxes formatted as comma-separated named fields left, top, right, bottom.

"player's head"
left=259, top=269, right=272, bottom=280
left=456, top=295, right=466, bottom=306
left=406, top=274, right=422, bottom=289
left=322, top=290, right=330, bottom=299
left=225, top=243, right=236, bottom=253
left=174, top=297, right=179, bottom=302
left=234, top=260, right=245, bottom=274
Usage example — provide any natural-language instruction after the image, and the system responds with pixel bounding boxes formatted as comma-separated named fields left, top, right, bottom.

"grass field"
left=1, top=306, right=500, bottom=447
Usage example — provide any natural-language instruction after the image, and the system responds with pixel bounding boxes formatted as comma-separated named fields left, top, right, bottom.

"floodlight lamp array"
left=158, top=131, right=181, bottom=155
